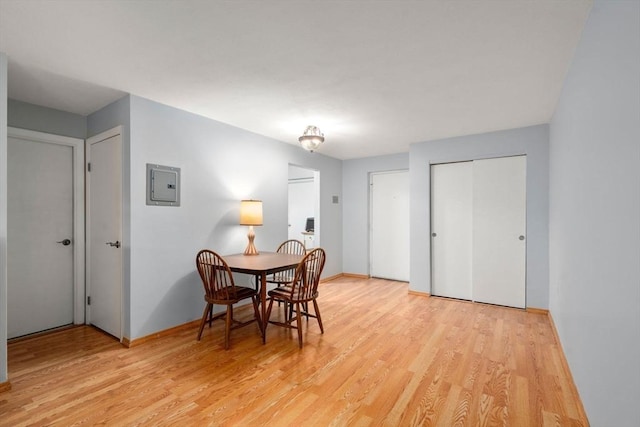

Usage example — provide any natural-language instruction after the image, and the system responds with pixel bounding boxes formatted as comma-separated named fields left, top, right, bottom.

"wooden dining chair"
left=265, top=248, right=326, bottom=348
left=196, top=249, right=262, bottom=349
left=266, top=239, right=306, bottom=288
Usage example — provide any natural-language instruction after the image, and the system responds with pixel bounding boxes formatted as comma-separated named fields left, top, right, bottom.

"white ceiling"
left=0, top=0, right=592, bottom=160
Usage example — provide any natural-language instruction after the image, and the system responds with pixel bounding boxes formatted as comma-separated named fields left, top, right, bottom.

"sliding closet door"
left=472, top=156, right=527, bottom=308
left=430, top=162, right=473, bottom=300
left=431, top=156, right=526, bottom=308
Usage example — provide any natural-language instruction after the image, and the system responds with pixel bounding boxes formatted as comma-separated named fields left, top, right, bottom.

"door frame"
left=8, top=127, right=85, bottom=325
left=85, top=126, right=124, bottom=340
left=288, top=164, right=320, bottom=249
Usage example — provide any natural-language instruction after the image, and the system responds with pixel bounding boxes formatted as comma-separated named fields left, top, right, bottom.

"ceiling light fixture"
left=298, top=125, right=324, bottom=152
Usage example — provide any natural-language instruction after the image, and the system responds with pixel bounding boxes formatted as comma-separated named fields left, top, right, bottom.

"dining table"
left=222, top=251, right=304, bottom=343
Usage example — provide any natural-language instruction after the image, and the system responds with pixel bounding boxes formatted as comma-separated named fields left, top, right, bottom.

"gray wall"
left=342, top=153, right=409, bottom=275
left=409, top=125, right=550, bottom=309
left=8, top=99, right=86, bottom=139
left=0, top=52, right=8, bottom=384
left=127, top=96, right=342, bottom=339
left=549, top=1, right=640, bottom=425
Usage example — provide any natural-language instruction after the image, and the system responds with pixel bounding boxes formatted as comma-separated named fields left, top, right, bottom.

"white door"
left=87, top=128, right=123, bottom=339
left=430, top=162, right=473, bottom=299
left=430, top=156, right=526, bottom=308
left=370, top=170, right=410, bottom=281
left=472, top=156, right=527, bottom=308
left=7, top=128, right=84, bottom=338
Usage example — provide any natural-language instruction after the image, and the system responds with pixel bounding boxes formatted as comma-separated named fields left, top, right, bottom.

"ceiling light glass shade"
left=298, top=125, right=325, bottom=152
left=239, top=200, right=263, bottom=226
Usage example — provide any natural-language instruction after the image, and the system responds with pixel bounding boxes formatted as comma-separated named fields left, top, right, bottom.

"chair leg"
left=224, top=305, right=232, bottom=350
left=252, top=296, right=263, bottom=339
left=313, top=299, right=324, bottom=334
left=251, top=295, right=262, bottom=323
left=197, top=303, right=211, bottom=341
left=208, top=304, right=214, bottom=327
left=295, top=302, right=303, bottom=348
left=266, top=297, right=275, bottom=333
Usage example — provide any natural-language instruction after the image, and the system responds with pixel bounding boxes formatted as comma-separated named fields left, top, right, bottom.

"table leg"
left=260, top=272, right=267, bottom=344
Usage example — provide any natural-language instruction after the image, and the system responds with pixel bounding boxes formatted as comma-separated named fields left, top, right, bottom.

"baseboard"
left=123, top=319, right=201, bottom=348
left=0, top=381, right=12, bottom=393
left=320, top=273, right=346, bottom=283
left=526, top=307, right=549, bottom=315
left=408, top=290, right=430, bottom=298
left=341, top=273, right=370, bottom=279
left=547, top=312, right=590, bottom=425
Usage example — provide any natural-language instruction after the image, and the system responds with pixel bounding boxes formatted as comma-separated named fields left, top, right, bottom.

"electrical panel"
left=146, top=164, right=180, bottom=206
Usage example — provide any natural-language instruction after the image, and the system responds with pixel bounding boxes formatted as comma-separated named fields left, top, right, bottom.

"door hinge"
left=87, top=162, right=91, bottom=172
left=87, top=296, right=91, bottom=305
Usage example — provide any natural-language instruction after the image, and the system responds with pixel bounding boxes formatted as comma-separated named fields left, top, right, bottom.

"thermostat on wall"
left=146, top=164, right=181, bottom=206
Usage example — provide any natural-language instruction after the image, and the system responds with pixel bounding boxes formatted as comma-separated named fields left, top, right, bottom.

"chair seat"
left=268, top=287, right=316, bottom=302
left=269, top=285, right=292, bottom=295
left=207, top=285, right=258, bottom=304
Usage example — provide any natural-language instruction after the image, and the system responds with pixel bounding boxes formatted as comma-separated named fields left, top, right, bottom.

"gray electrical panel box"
left=146, top=164, right=180, bottom=206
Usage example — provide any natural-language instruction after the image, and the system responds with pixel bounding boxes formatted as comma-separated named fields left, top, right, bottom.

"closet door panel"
left=472, top=156, right=527, bottom=308
left=430, top=162, right=473, bottom=300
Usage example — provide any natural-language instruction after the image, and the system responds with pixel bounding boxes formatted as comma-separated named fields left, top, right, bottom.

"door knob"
left=519, top=235, right=525, bottom=241
left=431, top=232, right=437, bottom=237
left=57, top=239, right=72, bottom=246
left=106, top=241, right=121, bottom=248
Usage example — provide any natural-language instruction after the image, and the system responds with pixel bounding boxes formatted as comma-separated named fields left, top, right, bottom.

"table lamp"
left=240, top=199, right=263, bottom=255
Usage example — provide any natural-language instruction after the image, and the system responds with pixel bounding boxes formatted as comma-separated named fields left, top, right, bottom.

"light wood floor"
left=1, top=277, right=587, bottom=426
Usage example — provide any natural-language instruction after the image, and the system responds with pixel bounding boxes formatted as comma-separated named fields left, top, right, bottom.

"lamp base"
left=244, top=225, right=259, bottom=256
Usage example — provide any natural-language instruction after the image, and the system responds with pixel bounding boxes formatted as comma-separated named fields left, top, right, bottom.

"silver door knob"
left=57, top=239, right=72, bottom=246
left=519, top=235, right=525, bottom=241
left=432, top=232, right=437, bottom=237
left=106, top=241, right=121, bottom=248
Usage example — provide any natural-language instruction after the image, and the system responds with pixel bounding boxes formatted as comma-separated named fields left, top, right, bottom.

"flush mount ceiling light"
left=298, top=125, right=324, bottom=152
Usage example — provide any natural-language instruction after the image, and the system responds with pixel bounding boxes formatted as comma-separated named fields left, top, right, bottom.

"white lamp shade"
left=240, top=200, right=263, bottom=226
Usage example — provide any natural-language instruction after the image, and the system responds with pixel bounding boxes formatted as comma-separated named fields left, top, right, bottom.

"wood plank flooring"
left=1, top=277, right=588, bottom=426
